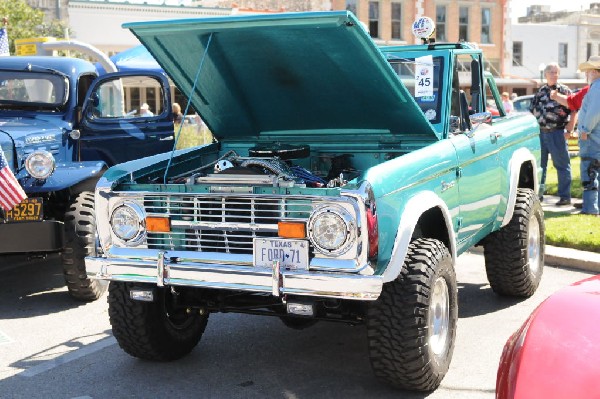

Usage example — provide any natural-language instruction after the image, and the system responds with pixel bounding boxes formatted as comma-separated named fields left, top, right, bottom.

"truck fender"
left=501, top=148, right=538, bottom=227
left=18, top=161, right=106, bottom=193
left=382, top=191, right=456, bottom=283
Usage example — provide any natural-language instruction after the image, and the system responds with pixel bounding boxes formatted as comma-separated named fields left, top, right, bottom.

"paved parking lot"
left=0, top=252, right=594, bottom=398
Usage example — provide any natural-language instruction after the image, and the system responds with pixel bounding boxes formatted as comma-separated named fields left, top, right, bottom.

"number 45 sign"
left=415, top=55, right=434, bottom=98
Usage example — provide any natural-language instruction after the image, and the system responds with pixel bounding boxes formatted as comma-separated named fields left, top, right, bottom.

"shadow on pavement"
left=458, top=282, right=524, bottom=319
left=0, top=253, right=88, bottom=318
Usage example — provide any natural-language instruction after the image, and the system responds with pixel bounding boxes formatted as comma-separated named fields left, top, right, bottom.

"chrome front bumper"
left=85, top=248, right=383, bottom=300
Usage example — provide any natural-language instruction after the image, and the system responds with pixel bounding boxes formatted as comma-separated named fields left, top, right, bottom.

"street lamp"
left=539, top=63, right=546, bottom=86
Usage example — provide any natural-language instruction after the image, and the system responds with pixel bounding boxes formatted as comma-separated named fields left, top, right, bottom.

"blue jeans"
left=539, top=129, right=571, bottom=200
left=580, top=155, right=600, bottom=214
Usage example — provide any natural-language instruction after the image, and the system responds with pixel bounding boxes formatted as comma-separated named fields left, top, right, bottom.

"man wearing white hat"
left=140, top=103, right=154, bottom=117
left=574, top=56, right=600, bottom=216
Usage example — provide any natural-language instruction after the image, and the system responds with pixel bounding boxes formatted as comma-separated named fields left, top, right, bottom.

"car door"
left=77, top=71, right=175, bottom=167
left=450, top=54, right=503, bottom=247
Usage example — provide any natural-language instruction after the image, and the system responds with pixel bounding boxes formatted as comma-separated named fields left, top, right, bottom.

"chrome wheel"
left=429, top=276, right=450, bottom=357
left=528, top=214, right=541, bottom=276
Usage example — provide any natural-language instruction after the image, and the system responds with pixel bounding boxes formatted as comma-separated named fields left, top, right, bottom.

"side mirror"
left=449, top=115, right=461, bottom=134
left=469, top=111, right=492, bottom=127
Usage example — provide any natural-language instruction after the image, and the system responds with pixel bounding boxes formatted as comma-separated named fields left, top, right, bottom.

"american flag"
left=0, top=149, right=27, bottom=211
left=0, top=27, right=9, bottom=56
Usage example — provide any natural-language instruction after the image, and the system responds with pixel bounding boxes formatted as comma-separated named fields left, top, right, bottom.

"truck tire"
left=367, top=238, right=457, bottom=391
left=483, top=188, right=544, bottom=297
left=62, top=191, right=107, bottom=301
left=108, top=282, right=209, bottom=361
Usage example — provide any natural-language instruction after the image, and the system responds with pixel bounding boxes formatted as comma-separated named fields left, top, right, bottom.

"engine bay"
left=169, top=143, right=362, bottom=189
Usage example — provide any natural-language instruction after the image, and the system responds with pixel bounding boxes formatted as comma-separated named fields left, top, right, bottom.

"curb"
left=469, top=245, right=600, bottom=274
left=545, top=245, right=600, bottom=273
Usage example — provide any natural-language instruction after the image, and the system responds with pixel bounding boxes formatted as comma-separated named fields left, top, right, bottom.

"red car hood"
left=497, top=275, right=600, bottom=399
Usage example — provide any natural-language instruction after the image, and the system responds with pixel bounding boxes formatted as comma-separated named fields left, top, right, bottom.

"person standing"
left=530, top=62, right=575, bottom=205
left=172, top=102, right=183, bottom=124
left=502, top=92, right=513, bottom=113
left=551, top=77, right=593, bottom=210
left=571, top=57, right=600, bottom=216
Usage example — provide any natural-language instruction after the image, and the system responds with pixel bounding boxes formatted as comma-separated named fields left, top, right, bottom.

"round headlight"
left=25, top=150, right=55, bottom=180
left=308, top=206, right=355, bottom=254
left=110, top=204, right=143, bottom=242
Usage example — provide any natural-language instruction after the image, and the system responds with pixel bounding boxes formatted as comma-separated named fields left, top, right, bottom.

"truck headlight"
left=308, top=206, right=355, bottom=255
left=110, top=203, right=144, bottom=243
left=25, top=150, right=55, bottom=179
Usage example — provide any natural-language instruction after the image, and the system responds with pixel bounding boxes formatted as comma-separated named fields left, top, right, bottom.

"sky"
left=511, top=0, right=595, bottom=22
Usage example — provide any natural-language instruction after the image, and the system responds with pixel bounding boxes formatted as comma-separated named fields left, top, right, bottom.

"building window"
left=436, top=5, right=446, bottom=41
left=369, top=2, right=380, bottom=39
left=559, top=43, right=568, bottom=67
left=391, top=2, right=402, bottom=40
left=513, top=41, right=523, bottom=66
left=459, top=7, right=469, bottom=41
left=588, top=43, right=592, bottom=60
left=346, top=0, right=357, bottom=16
left=481, top=8, right=491, bottom=44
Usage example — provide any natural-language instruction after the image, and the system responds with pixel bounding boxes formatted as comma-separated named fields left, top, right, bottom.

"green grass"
left=545, top=156, right=583, bottom=198
left=544, top=211, right=600, bottom=252
left=174, top=123, right=213, bottom=150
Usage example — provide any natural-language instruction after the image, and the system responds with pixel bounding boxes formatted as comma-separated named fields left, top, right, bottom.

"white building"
left=68, top=1, right=234, bottom=54
left=508, top=23, right=584, bottom=95
left=505, top=4, right=600, bottom=95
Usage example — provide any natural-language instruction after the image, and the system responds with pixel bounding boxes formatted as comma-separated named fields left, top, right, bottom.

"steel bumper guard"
left=85, top=249, right=383, bottom=300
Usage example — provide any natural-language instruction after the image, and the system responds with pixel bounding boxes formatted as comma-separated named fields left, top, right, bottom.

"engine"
left=173, top=143, right=359, bottom=188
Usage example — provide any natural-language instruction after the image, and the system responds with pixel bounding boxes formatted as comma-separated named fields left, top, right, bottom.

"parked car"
left=86, top=12, right=544, bottom=392
left=496, top=275, right=600, bottom=399
left=512, top=94, right=534, bottom=113
left=0, top=56, right=177, bottom=301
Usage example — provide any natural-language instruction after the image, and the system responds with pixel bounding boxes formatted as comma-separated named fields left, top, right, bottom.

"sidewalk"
left=541, top=195, right=600, bottom=273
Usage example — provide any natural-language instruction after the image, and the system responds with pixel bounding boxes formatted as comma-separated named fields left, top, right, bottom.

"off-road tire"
left=483, top=188, right=545, bottom=297
left=62, top=191, right=107, bottom=301
left=108, top=282, right=208, bottom=361
left=367, top=238, right=457, bottom=392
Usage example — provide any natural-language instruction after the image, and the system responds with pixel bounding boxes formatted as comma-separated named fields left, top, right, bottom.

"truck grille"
left=142, top=195, right=317, bottom=254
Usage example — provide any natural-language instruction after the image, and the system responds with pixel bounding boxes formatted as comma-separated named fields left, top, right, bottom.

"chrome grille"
left=143, top=195, right=316, bottom=254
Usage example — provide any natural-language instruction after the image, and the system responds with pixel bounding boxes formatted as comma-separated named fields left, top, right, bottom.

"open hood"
left=124, top=11, right=439, bottom=140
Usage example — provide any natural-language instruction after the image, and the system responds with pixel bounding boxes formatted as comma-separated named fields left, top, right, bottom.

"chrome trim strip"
left=157, top=251, right=165, bottom=287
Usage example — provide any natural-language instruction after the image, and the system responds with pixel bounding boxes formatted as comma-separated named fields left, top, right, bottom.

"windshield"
left=0, top=71, right=68, bottom=108
left=388, top=56, right=443, bottom=124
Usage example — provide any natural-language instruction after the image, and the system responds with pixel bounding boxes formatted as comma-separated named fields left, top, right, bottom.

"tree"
left=0, top=0, right=68, bottom=55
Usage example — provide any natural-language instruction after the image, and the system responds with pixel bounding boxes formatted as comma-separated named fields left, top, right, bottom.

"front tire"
left=483, top=188, right=545, bottom=297
left=108, top=282, right=208, bottom=361
left=367, top=238, right=458, bottom=392
left=62, top=191, right=107, bottom=301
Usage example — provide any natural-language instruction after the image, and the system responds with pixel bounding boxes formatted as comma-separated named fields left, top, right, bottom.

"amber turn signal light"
left=278, top=221, right=306, bottom=238
left=146, top=216, right=171, bottom=232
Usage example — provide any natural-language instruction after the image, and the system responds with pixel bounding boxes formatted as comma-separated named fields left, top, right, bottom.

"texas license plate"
left=253, top=238, right=309, bottom=270
left=5, top=197, right=43, bottom=223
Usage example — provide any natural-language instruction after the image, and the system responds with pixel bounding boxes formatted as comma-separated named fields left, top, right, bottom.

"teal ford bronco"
left=85, top=12, right=544, bottom=391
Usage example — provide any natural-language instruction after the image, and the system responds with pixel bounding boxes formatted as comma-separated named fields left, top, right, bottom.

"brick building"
left=330, top=0, right=509, bottom=77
